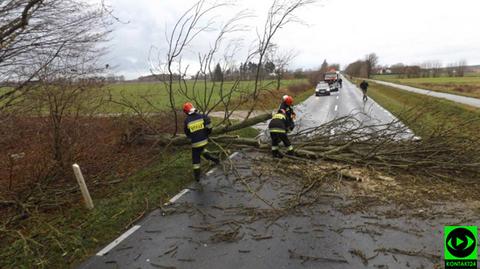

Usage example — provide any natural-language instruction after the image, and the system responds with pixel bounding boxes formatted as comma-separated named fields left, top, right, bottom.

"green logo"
left=445, top=226, right=478, bottom=269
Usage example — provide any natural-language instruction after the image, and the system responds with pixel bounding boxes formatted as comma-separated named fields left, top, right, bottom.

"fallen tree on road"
left=144, top=112, right=272, bottom=146
left=212, top=114, right=480, bottom=183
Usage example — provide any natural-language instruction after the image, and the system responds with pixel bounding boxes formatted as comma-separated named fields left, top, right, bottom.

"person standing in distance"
left=360, top=80, right=369, bottom=102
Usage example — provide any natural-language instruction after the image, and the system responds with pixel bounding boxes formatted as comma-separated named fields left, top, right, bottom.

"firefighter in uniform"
left=279, top=95, right=296, bottom=132
left=183, top=102, right=219, bottom=181
left=268, top=109, right=294, bottom=158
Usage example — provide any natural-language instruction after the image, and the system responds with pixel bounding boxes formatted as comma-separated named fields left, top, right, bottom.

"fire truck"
left=324, top=69, right=340, bottom=92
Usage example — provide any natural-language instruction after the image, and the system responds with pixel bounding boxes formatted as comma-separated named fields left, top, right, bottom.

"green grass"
left=356, top=79, right=480, bottom=138
left=295, top=87, right=315, bottom=103
left=106, top=79, right=307, bottom=113
left=2, top=79, right=309, bottom=114
left=0, top=151, right=192, bottom=268
left=373, top=75, right=480, bottom=99
left=371, top=74, right=399, bottom=80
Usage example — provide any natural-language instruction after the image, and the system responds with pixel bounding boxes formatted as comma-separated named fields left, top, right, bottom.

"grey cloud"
left=104, top=0, right=480, bottom=79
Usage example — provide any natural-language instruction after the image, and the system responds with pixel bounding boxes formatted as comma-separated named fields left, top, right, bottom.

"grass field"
left=373, top=74, right=480, bottom=99
left=358, top=79, right=480, bottom=138
left=1, top=79, right=311, bottom=114
left=106, top=79, right=308, bottom=113
left=0, top=151, right=191, bottom=268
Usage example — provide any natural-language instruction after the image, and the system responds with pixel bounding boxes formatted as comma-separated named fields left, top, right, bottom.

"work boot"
left=194, top=169, right=202, bottom=182
left=286, top=150, right=295, bottom=156
left=272, top=150, right=283, bottom=159
left=204, top=152, right=220, bottom=165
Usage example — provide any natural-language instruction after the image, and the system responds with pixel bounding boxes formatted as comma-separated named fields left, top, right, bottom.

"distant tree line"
left=137, top=60, right=306, bottom=84
left=344, top=53, right=378, bottom=78
left=386, top=60, right=468, bottom=78
left=306, top=59, right=340, bottom=85
left=344, top=53, right=469, bottom=78
left=210, top=61, right=277, bottom=81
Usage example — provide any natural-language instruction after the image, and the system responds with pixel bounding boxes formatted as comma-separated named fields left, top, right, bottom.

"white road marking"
left=336, top=96, right=339, bottom=100
left=229, top=152, right=239, bottom=159
left=167, top=189, right=190, bottom=205
left=334, top=105, right=338, bottom=111
left=96, top=225, right=141, bottom=256
left=163, top=153, right=238, bottom=208
left=206, top=168, right=217, bottom=176
left=206, top=152, right=238, bottom=176
left=96, top=150, right=227, bottom=257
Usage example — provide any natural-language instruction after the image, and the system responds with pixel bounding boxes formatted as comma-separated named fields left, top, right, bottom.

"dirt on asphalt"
left=80, top=150, right=480, bottom=269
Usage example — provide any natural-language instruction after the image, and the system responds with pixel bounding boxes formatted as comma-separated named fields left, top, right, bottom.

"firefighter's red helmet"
left=283, top=95, right=293, bottom=106
left=183, top=102, right=195, bottom=114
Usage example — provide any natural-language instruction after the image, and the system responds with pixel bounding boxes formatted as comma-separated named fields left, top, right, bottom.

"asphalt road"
left=78, top=150, right=479, bottom=269
left=257, top=76, right=414, bottom=141
left=295, top=77, right=405, bottom=129
left=78, top=80, right=449, bottom=269
left=372, top=79, right=480, bottom=108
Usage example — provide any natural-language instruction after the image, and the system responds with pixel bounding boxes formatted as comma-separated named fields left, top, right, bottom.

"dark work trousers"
left=270, top=133, right=293, bottom=152
left=192, top=146, right=217, bottom=170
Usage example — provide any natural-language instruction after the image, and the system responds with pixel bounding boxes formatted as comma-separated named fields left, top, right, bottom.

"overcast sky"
left=103, top=0, right=480, bottom=79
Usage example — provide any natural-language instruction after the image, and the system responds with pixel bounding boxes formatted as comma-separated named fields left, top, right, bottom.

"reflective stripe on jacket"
left=184, top=112, right=212, bottom=148
left=268, top=113, right=287, bottom=133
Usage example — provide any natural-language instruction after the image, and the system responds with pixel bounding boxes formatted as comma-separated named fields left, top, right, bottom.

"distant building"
left=376, top=68, right=392, bottom=74
left=466, top=65, right=480, bottom=73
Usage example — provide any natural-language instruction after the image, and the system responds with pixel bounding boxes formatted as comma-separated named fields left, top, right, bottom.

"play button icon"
left=446, top=227, right=477, bottom=258
left=455, top=237, right=464, bottom=247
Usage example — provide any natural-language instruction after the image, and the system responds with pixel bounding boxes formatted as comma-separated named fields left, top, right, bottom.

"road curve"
left=371, top=79, right=480, bottom=108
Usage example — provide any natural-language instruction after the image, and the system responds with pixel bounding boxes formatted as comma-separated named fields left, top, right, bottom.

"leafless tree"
left=0, top=0, right=112, bottom=182
left=420, top=61, right=432, bottom=77
left=267, top=46, right=298, bottom=90
left=245, top=0, right=314, bottom=118
left=147, top=0, right=315, bottom=136
left=149, top=0, right=234, bottom=136
left=345, top=60, right=367, bottom=78
left=0, top=0, right=111, bottom=110
left=446, top=62, right=455, bottom=77
left=389, top=63, right=405, bottom=75
left=364, top=53, right=378, bottom=78
left=28, top=60, right=107, bottom=171
left=456, top=59, right=467, bottom=77
left=430, top=60, right=443, bottom=77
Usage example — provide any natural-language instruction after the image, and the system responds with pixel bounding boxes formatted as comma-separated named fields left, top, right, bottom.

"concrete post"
left=72, top=163, right=94, bottom=209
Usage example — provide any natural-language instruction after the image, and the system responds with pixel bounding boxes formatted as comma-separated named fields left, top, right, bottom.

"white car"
left=315, top=82, right=331, bottom=96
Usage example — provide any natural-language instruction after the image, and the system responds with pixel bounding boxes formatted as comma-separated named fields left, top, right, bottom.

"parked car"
left=315, top=82, right=331, bottom=96
left=328, top=81, right=340, bottom=92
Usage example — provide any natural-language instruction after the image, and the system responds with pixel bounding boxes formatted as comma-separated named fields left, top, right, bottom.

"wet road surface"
left=77, top=78, right=476, bottom=269
left=78, top=151, right=479, bottom=269
left=258, top=76, right=414, bottom=141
